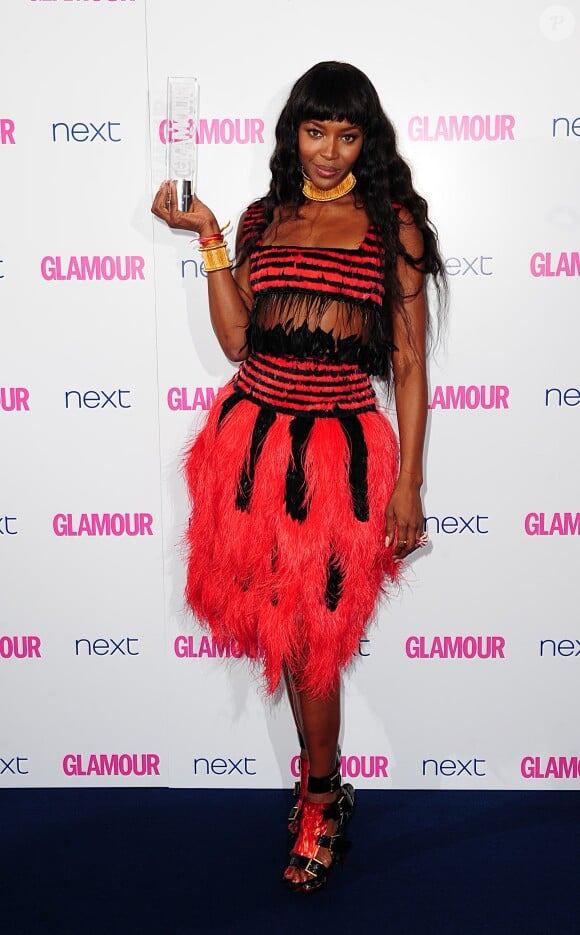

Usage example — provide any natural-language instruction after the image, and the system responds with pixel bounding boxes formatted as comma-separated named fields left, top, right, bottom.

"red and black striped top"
left=240, top=200, right=396, bottom=376
left=242, top=200, right=385, bottom=311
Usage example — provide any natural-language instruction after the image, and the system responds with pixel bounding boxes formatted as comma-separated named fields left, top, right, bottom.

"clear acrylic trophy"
left=165, top=77, right=200, bottom=211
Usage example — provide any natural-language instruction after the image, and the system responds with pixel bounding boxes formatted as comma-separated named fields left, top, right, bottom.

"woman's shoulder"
left=239, top=198, right=268, bottom=249
left=241, top=198, right=266, bottom=228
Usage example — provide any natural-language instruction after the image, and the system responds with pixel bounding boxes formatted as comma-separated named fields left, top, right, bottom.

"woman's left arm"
left=384, top=210, right=428, bottom=560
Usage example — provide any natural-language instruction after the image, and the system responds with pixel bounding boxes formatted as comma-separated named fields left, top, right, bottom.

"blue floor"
left=2, top=788, right=579, bottom=934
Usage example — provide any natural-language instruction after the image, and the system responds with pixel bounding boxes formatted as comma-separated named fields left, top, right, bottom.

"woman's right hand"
left=151, top=181, right=220, bottom=237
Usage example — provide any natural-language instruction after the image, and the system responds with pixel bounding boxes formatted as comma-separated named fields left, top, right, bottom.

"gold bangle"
left=198, top=240, right=227, bottom=252
left=201, top=245, right=232, bottom=272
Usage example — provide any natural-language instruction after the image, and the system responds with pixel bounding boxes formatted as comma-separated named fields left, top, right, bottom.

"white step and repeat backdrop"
left=1, top=0, right=579, bottom=789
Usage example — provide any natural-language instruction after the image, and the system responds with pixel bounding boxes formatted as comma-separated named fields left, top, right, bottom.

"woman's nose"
left=321, top=136, right=338, bottom=159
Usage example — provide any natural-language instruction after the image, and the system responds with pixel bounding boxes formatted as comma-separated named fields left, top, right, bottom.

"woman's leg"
left=296, top=685, right=341, bottom=779
left=284, top=668, right=309, bottom=833
left=283, top=666, right=306, bottom=750
left=284, top=681, right=342, bottom=885
left=284, top=667, right=341, bottom=774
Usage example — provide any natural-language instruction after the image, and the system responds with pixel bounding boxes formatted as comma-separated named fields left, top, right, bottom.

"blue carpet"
left=1, top=789, right=579, bottom=934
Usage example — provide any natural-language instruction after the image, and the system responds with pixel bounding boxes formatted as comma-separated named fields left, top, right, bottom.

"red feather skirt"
left=183, top=354, right=400, bottom=698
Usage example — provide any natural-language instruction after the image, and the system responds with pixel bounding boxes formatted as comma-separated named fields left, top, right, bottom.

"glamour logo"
left=51, top=121, right=121, bottom=143
left=540, top=639, right=580, bottom=657
left=530, top=252, right=580, bottom=276
left=193, top=757, right=257, bottom=776
left=40, top=256, right=145, bottom=281
left=159, top=117, right=265, bottom=146
left=408, top=114, right=515, bottom=142
left=62, top=753, right=160, bottom=777
left=422, top=757, right=486, bottom=777
left=444, top=256, right=493, bottom=276
left=545, top=386, right=580, bottom=407
left=521, top=756, right=580, bottom=779
left=424, top=514, right=489, bottom=534
left=552, top=116, right=580, bottom=138
left=0, top=756, right=29, bottom=776
left=174, top=636, right=242, bottom=658
left=0, top=517, right=18, bottom=535
left=75, top=637, right=139, bottom=656
left=0, top=636, right=41, bottom=658
left=167, top=387, right=217, bottom=411
left=1, top=387, right=29, bottom=411
left=429, top=385, right=509, bottom=409
left=524, top=512, right=580, bottom=536
left=53, top=513, right=154, bottom=536
left=291, top=755, right=388, bottom=779
left=405, top=635, right=506, bottom=659
left=65, top=389, right=131, bottom=410
left=0, top=119, right=15, bottom=144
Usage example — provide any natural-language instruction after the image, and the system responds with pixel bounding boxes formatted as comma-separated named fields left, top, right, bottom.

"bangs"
left=291, top=63, right=376, bottom=131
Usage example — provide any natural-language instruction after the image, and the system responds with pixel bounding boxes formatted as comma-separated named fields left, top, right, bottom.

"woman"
left=152, top=61, right=445, bottom=893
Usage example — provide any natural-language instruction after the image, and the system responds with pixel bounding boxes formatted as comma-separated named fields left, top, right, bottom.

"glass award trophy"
left=165, top=77, right=200, bottom=211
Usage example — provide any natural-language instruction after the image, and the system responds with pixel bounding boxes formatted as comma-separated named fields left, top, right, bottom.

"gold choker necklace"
left=302, top=171, right=356, bottom=202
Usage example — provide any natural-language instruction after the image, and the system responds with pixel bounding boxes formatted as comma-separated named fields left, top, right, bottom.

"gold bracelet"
left=198, top=239, right=227, bottom=252
left=200, top=244, right=232, bottom=272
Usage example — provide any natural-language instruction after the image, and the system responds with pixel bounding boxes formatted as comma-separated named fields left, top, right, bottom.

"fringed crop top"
left=241, top=200, right=394, bottom=375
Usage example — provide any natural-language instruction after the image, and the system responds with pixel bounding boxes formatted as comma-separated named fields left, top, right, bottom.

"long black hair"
left=244, top=61, right=446, bottom=373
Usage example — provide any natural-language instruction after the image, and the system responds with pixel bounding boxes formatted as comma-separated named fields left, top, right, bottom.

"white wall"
left=1, top=0, right=579, bottom=789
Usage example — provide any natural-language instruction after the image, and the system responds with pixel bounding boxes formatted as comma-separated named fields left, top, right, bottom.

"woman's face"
left=298, top=119, right=364, bottom=190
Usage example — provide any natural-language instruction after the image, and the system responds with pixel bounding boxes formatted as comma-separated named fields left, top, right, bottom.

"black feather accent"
left=235, top=406, right=277, bottom=512
left=285, top=416, right=315, bottom=522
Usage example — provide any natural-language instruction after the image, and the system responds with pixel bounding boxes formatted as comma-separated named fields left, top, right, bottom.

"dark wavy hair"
left=244, top=61, right=446, bottom=372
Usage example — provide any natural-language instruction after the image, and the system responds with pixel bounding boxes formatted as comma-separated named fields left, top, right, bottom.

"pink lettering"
left=40, top=256, right=145, bottom=281
left=52, top=512, right=154, bottom=537
left=160, top=117, right=265, bottom=146
left=291, top=754, right=388, bottom=779
left=0, top=387, right=30, bottom=412
left=408, top=114, right=516, bottom=142
left=0, top=635, right=42, bottom=659
left=0, top=118, right=15, bottom=144
left=405, top=635, right=505, bottom=659
left=525, top=512, right=580, bottom=536
left=429, top=385, right=510, bottom=410
left=62, top=752, right=160, bottom=777
left=173, top=634, right=242, bottom=658
left=521, top=756, right=580, bottom=779
left=531, top=252, right=580, bottom=277
left=167, top=386, right=218, bottom=411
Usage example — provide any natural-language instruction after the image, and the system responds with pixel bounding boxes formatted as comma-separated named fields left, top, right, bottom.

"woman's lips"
left=314, top=165, right=340, bottom=178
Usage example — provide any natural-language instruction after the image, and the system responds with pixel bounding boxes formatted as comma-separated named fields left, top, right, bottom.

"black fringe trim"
left=340, top=416, right=370, bottom=522
left=285, top=416, right=315, bottom=522
left=217, top=390, right=242, bottom=426
left=247, top=317, right=393, bottom=377
left=325, top=553, right=345, bottom=612
left=235, top=407, right=277, bottom=512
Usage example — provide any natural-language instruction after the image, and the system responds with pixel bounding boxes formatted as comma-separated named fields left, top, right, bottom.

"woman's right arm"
left=151, top=181, right=252, bottom=362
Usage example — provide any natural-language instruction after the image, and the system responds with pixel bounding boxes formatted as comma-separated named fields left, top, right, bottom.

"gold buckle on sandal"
left=303, top=857, right=322, bottom=878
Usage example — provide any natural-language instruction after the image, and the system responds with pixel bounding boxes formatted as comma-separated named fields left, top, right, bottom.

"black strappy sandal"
left=287, top=744, right=342, bottom=836
left=283, top=765, right=355, bottom=893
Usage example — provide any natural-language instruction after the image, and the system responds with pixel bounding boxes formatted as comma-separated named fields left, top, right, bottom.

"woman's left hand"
left=384, top=476, right=425, bottom=560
